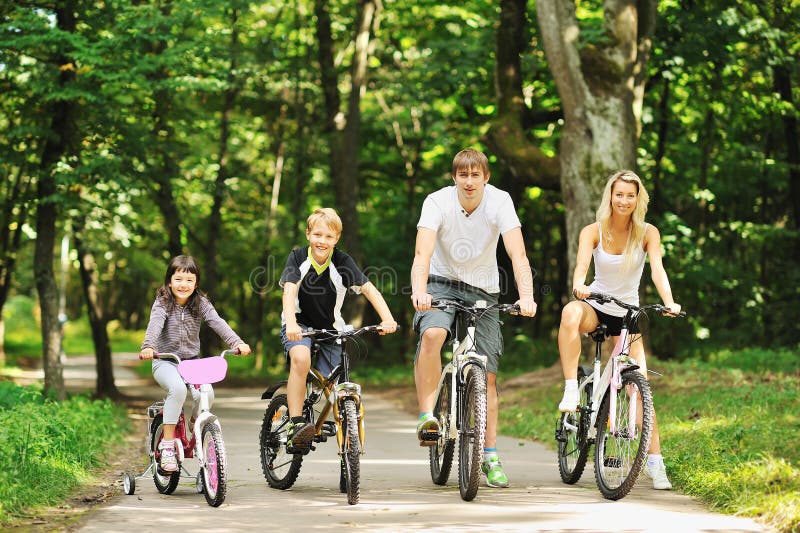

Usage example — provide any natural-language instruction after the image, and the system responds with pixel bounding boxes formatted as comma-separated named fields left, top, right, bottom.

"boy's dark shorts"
left=586, top=303, right=641, bottom=336
left=413, top=276, right=503, bottom=374
left=280, top=324, right=343, bottom=377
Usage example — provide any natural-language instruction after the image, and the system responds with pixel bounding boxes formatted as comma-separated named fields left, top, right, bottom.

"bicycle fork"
left=333, top=382, right=365, bottom=453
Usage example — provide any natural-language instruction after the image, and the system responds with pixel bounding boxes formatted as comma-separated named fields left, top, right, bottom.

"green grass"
left=3, top=295, right=143, bottom=363
left=499, top=347, right=800, bottom=533
left=0, top=382, right=130, bottom=525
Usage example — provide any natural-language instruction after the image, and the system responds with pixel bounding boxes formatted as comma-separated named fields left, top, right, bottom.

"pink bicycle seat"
left=178, top=356, right=228, bottom=385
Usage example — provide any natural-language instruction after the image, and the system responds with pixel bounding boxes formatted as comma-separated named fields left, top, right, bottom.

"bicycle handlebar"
left=300, top=324, right=399, bottom=340
left=148, top=348, right=241, bottom=363
left=586, top=292, right=686, bottom=318
left=431, top=299, right=521, bottom=316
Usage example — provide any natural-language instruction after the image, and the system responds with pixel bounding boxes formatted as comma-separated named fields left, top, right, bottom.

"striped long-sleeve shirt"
left=141, top=296, right=243, bottom=359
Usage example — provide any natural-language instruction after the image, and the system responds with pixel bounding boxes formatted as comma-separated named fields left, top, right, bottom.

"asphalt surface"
left=48, top=354, right=768, bottom=532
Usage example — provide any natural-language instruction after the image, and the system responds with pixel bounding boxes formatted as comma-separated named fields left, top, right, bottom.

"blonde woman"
left=557, top=170, right=681, bottom=490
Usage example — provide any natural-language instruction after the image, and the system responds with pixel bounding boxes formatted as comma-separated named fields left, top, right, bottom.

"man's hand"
left=515, top=296, right=537, bottom=317
left=411, top=292, right=433, bottom=311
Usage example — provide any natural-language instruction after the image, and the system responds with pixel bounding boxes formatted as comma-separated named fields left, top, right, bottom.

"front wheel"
left=458, top=365, right=486, bottom=502
left=429, top=374, right=455, bottom=485
left=594, top=370, right=653, bottom=500
left=150, top=414, right=180, bottom=494
left=557, top=365, right=592, bottom=484
left=201, top=422, right=227, bottom=507
left=259, top=394, right=303, bottom=489
left=341, top=398, right=361, bottom=505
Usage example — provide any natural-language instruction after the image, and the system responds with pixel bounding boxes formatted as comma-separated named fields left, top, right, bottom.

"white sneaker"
left=558, top=388, right=579, bottom=412
left=644, top=461, right=673, bottom=490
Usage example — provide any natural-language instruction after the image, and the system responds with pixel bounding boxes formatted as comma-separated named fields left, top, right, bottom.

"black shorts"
left=588, top=304, right=640, bottom=336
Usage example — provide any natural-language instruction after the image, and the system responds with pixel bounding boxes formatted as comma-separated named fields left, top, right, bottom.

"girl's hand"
left=285, top=323, right=303, bottom=342
left=139, top=348, right=155, bottom=360
left=379, top=320, right=398, bottom=335
left=572, top=285, right=591, bottom=299
left=236, top=343, right=252, bottom=356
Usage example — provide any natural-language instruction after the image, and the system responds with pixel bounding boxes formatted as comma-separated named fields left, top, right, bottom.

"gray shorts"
left=281, top=324, right=343, bottom=378
left=413, top=276, right=503, bottom=374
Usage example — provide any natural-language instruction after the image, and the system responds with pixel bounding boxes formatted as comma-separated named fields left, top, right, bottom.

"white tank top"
left=588, top=223, right=647, bottom=317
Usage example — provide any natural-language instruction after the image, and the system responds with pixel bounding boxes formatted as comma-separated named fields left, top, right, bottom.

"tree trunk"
left=74, top=222, right=119, bottom=399
left=485, top=0, right=560, bottom=191
left=35, top=2, right=82, bottom=400
left=0, top=171, right=30, bottom=366
left=774, top=64, right=799, bottom=229
left=536, top=0, right=655, bottom=279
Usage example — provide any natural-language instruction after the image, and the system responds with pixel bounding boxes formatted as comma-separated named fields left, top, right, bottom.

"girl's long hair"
left=156, top=255, right=206, bottom=317
left=595, top=170, right=649, bottom=274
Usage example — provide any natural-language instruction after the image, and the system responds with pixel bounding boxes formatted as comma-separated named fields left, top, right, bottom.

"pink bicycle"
left=123, top=349, right=237, bottom=507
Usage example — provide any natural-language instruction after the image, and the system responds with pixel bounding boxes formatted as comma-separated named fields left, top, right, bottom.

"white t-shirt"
left=588, top=223, right=648, bottom=317
left=417, top=184, right=521, bottom=293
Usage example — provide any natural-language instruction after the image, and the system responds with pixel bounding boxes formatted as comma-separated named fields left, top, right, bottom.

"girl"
left=557, top=170, right=681, bottom=490
left=139, top=255, right=251, bottom=472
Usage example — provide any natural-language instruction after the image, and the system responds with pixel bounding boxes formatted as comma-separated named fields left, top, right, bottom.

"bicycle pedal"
left=314, top=434, right=328, bottom=443
left=286, top=444, right=314, bottom=455
left=604, top=457, right=622, bottom=468
left=322, top=421, right=337, bottom=437
left=419, top=430, right=439, bottom=446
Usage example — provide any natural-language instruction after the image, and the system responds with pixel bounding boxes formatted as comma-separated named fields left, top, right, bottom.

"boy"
left=280, top=208, right=397, bottom=449
left=410, top=149, right=537, bottom=487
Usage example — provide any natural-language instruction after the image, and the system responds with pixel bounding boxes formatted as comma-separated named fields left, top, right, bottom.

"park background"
left=0, top=0, right=797, bottom=530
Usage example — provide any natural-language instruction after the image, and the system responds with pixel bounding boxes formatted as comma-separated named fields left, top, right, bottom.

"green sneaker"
left=286, top=421, right=314, bottom=451
left=416, top=413, right=439, bottom=446
left=482, top=456, right=509, bottom=488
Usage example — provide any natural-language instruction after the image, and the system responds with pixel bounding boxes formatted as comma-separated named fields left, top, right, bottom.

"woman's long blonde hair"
left=596, top=170, right=649, bottom=274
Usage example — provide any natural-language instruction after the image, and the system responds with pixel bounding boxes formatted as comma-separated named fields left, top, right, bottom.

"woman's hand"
left=572, top=285, right=591, bottom=299
left=139, top=348, right=155, bottom=360
left=379, top=320, right=398, bottom=335
left=236, top=343, right=252, bottom=356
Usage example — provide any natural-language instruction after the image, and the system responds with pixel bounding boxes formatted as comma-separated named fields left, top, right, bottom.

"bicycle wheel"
left=458, top=365, right=486, bottom=502
left=557, top=365, right=592, bottom=484
left=341, top=397, right=361, bottom=505
left=150, top=414, right=180, bottom=494
left=594, top=370, right=653, bottom=500
left=259, top=394, right=303, bottom=489
left=430, top=375, right=455, bottom=485
left=200, top=421, right=227, bottom=507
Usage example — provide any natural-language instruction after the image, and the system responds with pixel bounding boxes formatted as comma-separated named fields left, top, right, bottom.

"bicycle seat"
left=588, top=323, right=609, bottom=343
left=179, top=356, right=228, bottom=385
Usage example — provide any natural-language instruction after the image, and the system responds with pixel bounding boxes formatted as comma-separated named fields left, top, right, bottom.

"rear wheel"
left=201, top=422, right=227, bottom=507
left=594, top=370, right=653, bottom=500
left=259, top=394, right=303, bottom=489
left=429, top=375, right=455, bottom=485
left=557, top=366, right=592, bottom=484
left=150, top=414, right=180, bottom=494
left=458, top=365, right=486, bottom=502
left=341, top=398, right=361, bottom=505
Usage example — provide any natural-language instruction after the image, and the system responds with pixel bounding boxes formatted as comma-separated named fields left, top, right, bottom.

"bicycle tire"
left=259, top=394, right=304, bottom=490
left=557, top=365, right=592, bottom=484
left=150, top=414, right=180, bottom=494
left=594, top=370, right=653, bottom=500
left=201, top=421, right=227, bottom=507
left=341, top=398, right=361, bottom=505
left=458, top=365, right=486, bottom=502
left=429, top=374, right=455, bottom=485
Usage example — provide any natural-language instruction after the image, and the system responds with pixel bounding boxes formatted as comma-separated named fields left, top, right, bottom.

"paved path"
left=68, top=353, right=767, bottom=532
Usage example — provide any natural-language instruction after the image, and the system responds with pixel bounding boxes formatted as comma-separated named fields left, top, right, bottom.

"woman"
left=557, top=170, right=681, bottom=490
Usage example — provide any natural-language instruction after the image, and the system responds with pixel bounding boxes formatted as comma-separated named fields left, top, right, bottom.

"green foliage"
left=0, top=383, right=129, bottom=525
left=499, top=348, right=800, bottom=532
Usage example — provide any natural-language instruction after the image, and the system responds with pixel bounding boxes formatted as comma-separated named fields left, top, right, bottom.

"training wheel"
left=196, top=471, right=204, bottom=494
left=123, top=472, right=136, bottom=495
